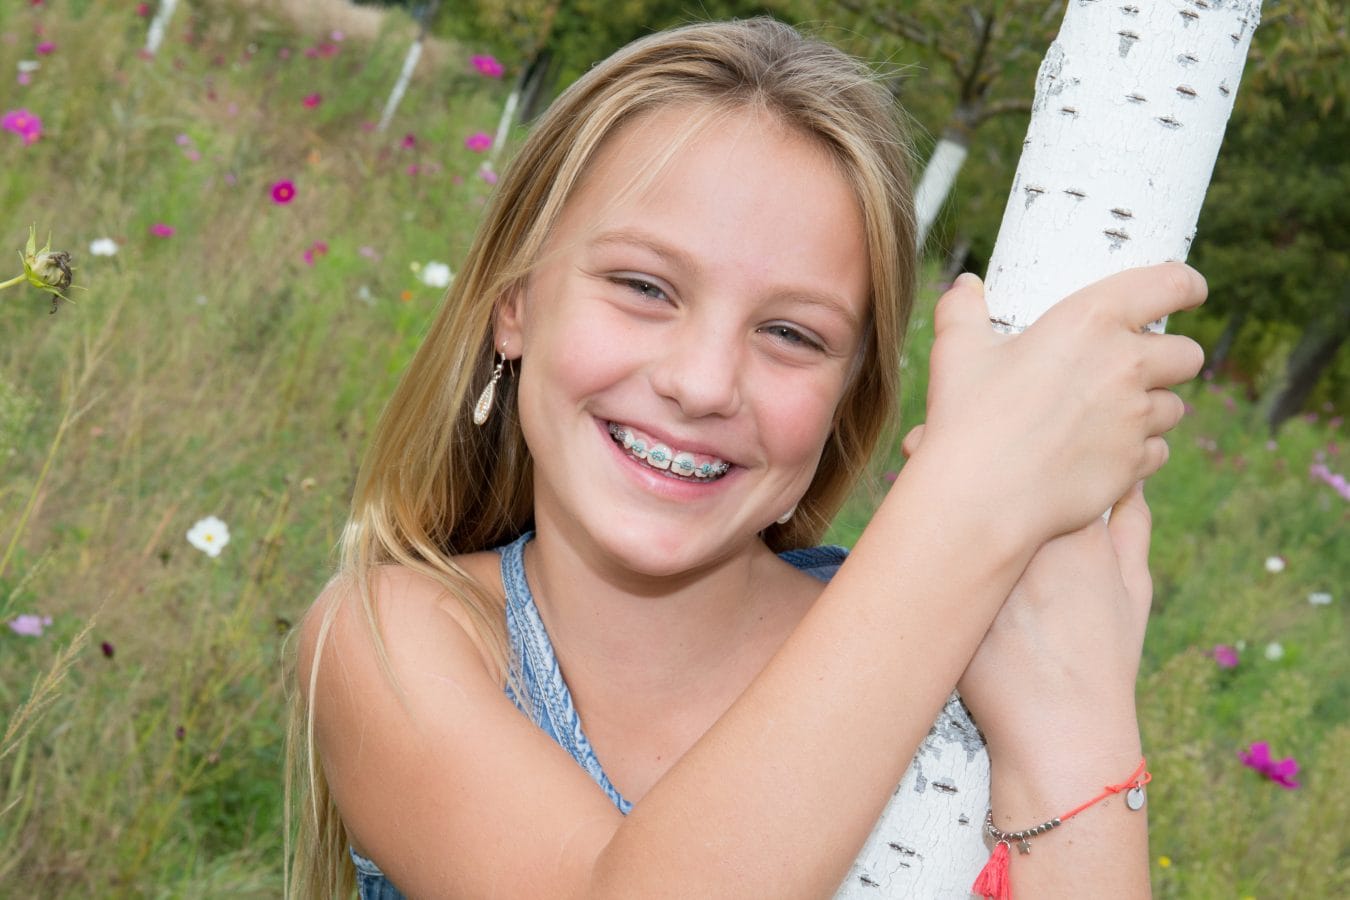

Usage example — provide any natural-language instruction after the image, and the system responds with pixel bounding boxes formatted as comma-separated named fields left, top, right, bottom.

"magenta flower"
left=302, top=92, right=322, bottom=108
left=2, top=108, right=42, bottom=144
left=149, top=223, right=175, bottom=237
left=36, top=41, right=55, bottom=55
left=1239, top=741, right=1300, bottom=789
left=8, top=614, right=53, bottom=637
left=270, top=180, right=297, bottom=204
left=302, top=240, right=328, bottom=266
left=100, top=640, right=115, bottom=658
left=1211, top=644, right=1239, bottom=669
left=464, top=131, right=492, bottom=153
left=471, top=54, right=504, bottom=78
left=401, top=132, right=416, bottom=149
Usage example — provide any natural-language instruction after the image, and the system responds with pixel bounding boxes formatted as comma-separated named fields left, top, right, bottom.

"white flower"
left=1235, top=640, right=1247, bottom=651
left=1264, top=641, right=1284, bottom=661
left=17, top=60, right=40, bottom=74
left=187, top=516, right=230, bottom=557
left=1264, top=555, right=1286, bottom=573
left=88, top=237, right=119, bottom=257
left=418, top=261, right=453, bottom=288
left=1308, top=592, right=1333, bottom=606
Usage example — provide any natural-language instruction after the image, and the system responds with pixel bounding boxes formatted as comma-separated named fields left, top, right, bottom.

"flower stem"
left=0, top=274, right=26, bottom=292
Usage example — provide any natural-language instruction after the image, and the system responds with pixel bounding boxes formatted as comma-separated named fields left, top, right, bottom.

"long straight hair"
left=287, top=17, right=918, bottom=896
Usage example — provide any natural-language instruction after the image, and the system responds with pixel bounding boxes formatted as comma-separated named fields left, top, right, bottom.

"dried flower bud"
left=18, top=225, right=73, bottom=312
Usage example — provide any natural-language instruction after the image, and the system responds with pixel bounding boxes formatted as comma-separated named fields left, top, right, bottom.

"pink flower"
left=8, top=614, right=53, bottom=637
left=464, top=131, right=492, bottom=153
left=302, top=93, right=322, bottom=108
left=471, top=54, right=504, bottom=78
left=149, top=223, right=175, bottom=237
left=36, top=41, right=55, bottom=55
left=302, top=240, right=328, bottom=266
left=401, top=132, right=416, bottom=149
left=270, top=180, right=296, bottom=204
left=1211, top=644, right=1239, bottom=669
left=136, top=2, right=150, bottom=16
left=2, top=107, right=42, bottom=144
left=1239, top=742, right=1300, bottom=789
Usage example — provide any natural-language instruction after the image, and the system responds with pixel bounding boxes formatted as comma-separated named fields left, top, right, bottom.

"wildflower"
left=358, top=245, right=380, bottom=261
left=1157, top=856, right=1171, bottom=869
left=302, top=92, right=322, bottom=108
left=1263, top=555, right=1286, bottom=574
left=186, top=515, right=230, bottom=557
left=149, top=223, right=175, bottom=237
left=1211, top=644, right=1239, bottom=669
left=175, top=725, right=186, bottom=740
left=101, top=640, right=115, bottom=658
left=8, top=613, right=53, bottom=637
left=1239, top=741, right=1300, bottom=789
left=136, top=2, right=150, bottom=16
left=419, top=261, right=452, bottom=288
left=270, top=180, right=296, bottom=204
left=401, top=132, right=416, bottom=149
left=478, top=163, right=498, bottom=185
left=36, top=41, right=54, bottom=55
left=302, top=241, right=328, bottom=266
left=331, top=30, right=345, bottom=42
left=882, top=471, right=899, bottom=484
left=1, top=107, right=42, bottom=144
left=1264, top=641, right=1284, bottom=661
left=89, top=237, right=118, bottom=257
left=16, top=60, right=38, bottom=84
left=471, top=54, right=504, bottom=78
left=1308, top=592, right=1333, bottom=606
left=1, top=225, right=73, bottom=311
left=464, top=131, right=492, bottom=153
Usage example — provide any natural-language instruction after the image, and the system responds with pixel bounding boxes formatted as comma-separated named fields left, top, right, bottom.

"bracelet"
left=971, top=758, right=1151, bottom=900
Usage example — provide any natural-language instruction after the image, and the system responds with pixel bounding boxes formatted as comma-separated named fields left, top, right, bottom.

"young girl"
left=290, top=18, right=1206, bottom=899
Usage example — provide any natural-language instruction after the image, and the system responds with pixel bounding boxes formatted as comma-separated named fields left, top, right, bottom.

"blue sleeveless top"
left=351, top=531, right=848, bottom=899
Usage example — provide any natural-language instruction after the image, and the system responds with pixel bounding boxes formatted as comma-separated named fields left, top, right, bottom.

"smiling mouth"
left=607, top=423, right=731, bottom=481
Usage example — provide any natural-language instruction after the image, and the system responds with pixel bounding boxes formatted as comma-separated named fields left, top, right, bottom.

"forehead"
left=548, top=103, right=871, bottom=318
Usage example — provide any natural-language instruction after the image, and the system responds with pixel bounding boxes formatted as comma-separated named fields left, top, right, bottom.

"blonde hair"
left=288, top=17, right=917, bottom=896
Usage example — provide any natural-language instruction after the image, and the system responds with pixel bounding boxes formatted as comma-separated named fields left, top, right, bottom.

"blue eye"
left=617, top=277, right=667, bottom=301
left=761, top=324, right=823, bottom=351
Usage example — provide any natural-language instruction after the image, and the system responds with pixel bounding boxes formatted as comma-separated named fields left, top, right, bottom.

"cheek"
left=755, top=373, right=846, bottom=470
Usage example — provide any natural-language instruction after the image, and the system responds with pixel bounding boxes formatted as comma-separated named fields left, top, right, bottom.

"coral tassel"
left=972, top=841, right=1012, bottom=900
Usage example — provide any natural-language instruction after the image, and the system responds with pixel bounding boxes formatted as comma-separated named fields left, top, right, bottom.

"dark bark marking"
left=1157, top=115, right=1183, bottom=129
left=1176, top=84, right=1198, bottom=98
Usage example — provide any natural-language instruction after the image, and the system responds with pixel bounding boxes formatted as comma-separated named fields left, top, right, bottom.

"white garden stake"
left=836, top=2, right=1262, bottom=896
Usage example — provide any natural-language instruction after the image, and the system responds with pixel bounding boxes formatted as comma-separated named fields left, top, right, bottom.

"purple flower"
left=1239, top=741, right=1300, bottom=789
left=8, top=614, right=53, bottom=637
left=1211, top=644, right=1239, bottom=669
left=471, top=54, right=504, bottom=78
left=2, top=107, right=42, bottom=144
left=101, top=640, right=115, bottom=658
left=464, top=131, right=492, bottom=153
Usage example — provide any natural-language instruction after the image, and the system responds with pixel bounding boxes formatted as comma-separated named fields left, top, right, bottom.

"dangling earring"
left=473, top=348, right=508, bottom=426
left=775, top=505, right=796, bottom=526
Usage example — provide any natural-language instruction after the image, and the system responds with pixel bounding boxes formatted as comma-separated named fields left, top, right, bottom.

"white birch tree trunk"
left=144, top=0, right=179, bottom=57
left=490, top=85, right=521, bottom=166
left=984, top=0, right=1262, bottom=330
left=837, top=2, right=1261, bottom=896
left=914, top=136, right=969, bottom=250
left=377, top=37, right=424, bottom=134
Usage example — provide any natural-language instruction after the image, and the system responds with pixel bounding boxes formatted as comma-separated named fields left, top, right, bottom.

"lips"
left=607, top=422, right=731, bottom=480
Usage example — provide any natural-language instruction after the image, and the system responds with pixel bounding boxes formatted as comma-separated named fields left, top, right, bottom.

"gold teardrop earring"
left=473, top=346, right=508, bottom=426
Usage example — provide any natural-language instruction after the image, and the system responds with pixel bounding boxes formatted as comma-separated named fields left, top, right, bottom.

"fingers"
left=1065, top=262, right=1208, bottom=329
left=932, top=272, right=990, bottom=338
left=1138, top=435, right=1170, bottom=480
left=1145, top=389, right=1187, bottom=438
left=1141, top=332, right=1206, bottom=388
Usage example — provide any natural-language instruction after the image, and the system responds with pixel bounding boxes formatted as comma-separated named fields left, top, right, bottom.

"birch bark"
left=144, top=0, right=179, bottom=56
left=836, top=2, right=1261, bottom=895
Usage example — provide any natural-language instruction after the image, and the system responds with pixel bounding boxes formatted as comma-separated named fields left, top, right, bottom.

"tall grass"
left=1, top=1, right=1344, bottom=896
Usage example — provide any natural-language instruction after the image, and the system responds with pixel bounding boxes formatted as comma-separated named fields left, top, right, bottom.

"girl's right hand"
left=910, top=264, right=1206, bottom=543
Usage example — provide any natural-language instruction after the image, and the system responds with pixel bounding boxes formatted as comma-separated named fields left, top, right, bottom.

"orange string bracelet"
left=971, top=758, right=1151, bottom=900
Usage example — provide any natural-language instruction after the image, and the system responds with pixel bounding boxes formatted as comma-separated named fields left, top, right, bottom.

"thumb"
left=1108, top=481, right=1153, bottom=606
left=901, top=423, right=926, bottom=459
left=932, top=272, right=990, bottom=339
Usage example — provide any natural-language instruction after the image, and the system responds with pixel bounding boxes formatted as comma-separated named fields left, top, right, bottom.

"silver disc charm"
left=1125, top=785, right=1146, bottom=811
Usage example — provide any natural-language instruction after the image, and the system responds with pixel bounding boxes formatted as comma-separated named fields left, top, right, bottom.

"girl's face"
left=498, top=104, right=870, bottom=577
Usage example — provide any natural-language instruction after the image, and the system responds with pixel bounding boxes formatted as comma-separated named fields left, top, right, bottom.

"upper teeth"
left=609, top=424, right=729, bottom=479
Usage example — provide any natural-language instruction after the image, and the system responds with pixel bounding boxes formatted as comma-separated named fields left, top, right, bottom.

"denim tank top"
left=351, top=533, right=987, bottom=898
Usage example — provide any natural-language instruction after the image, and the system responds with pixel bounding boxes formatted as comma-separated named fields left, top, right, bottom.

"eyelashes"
left=609, top=276, right=826, bottom=353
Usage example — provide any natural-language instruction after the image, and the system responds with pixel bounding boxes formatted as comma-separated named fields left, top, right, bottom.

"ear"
left=493, top=283, right=526, bottom=359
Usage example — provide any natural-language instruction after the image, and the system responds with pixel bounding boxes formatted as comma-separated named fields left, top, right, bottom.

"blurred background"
left=0, top=1, right=1345, bottom=895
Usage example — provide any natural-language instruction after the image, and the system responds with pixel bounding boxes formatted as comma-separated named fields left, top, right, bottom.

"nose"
left=649, top=317, right=742, bottom=419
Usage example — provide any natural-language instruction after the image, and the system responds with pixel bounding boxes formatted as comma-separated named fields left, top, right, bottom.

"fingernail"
left=954, top=272, right=984, bottom=290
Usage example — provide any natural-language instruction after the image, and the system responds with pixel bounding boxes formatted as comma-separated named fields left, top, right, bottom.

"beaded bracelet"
left=971, top=758, right=1151, bottom=900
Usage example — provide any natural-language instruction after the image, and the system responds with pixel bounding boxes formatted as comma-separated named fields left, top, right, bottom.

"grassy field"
left=1, top=2, right=1345, bottom=896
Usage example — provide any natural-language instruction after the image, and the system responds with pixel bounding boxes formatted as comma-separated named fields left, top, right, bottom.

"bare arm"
left=300, top=264, right=1204, bottom=899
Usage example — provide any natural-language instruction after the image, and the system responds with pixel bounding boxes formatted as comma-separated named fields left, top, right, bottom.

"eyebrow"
left=588, top=228, right=863, bottom=331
